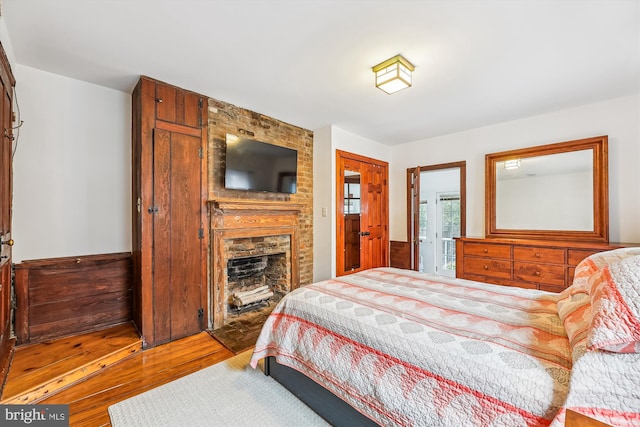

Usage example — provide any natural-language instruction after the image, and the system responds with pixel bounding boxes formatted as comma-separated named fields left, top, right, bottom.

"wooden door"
left=361, top=162, right=388, bottom=270
left=0, top=42, right=14, bottom=378
left=152, top=129, right=204, bottom=344
left=132, top=77, right=207, bottom=348
left=336, top=150, right=389, bottom=276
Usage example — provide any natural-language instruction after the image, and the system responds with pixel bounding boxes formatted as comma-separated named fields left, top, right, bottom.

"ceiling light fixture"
left=372, top=54, right=415, bottom=94
left=504, top=159, right=521, bottom=170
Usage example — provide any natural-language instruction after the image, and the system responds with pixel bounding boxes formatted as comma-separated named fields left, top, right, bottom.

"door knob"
left=1, top=238, right=13, bottom=246
left=358, top=231, right=371, bottom=236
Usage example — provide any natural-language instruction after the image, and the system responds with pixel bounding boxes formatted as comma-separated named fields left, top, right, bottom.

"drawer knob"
left=483, top=265, right=489, bottom=270
left=535, top=271, right=541, bottom=276
left=535, top=252, right=541, bottom=258
left=483, top=249, right=488, bottom=253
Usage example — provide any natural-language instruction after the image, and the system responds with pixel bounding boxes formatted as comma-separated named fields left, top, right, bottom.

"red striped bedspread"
left=250, top=268, right=573, bottom=426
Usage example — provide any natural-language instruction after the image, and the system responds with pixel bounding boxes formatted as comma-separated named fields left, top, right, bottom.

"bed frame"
left=264, top=356, right=379, bottom=427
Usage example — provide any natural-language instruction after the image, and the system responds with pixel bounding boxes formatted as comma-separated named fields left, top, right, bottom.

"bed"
left=250, top=248, right=640, bottom=426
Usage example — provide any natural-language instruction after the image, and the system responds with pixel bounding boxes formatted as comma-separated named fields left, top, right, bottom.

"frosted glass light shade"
left=372, top=54, right=415, bottom=94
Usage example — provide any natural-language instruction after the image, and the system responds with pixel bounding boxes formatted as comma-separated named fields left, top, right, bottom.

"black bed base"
left=264, top=356, right=379, bottom=427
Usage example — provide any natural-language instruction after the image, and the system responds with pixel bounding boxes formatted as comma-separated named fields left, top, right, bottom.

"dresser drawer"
left=567, top=249, right=601, bottom=266
left=513, top=246, right=564, bottom=264
left=513, top=262, right=565, bottom=286
left=463, top=256, right=512, bottom=279
left=463, top=243, right=511, bottom=259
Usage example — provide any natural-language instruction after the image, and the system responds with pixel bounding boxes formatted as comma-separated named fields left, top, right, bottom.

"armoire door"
left=336, top=150, right=389, bottom=276
left=132, top=77, right=207, bottom=348
left=0, top=42, right=14, bottom=378
left=152, top=129, right=204, bottom=344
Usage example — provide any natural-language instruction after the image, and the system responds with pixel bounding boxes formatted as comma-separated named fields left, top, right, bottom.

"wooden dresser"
left=455, top=237, right=635, bottom=292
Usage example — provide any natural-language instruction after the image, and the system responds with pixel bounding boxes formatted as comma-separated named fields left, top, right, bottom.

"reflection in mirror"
left=344, top=171, right=361, bottom=271
left=496, top=149, right=593, bottom=231
left=486, top=135, right=608, bottom=242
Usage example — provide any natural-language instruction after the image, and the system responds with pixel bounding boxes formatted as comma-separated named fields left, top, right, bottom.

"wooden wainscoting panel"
left=389, top=241, right=411, bottom=270
left=13, top=253, right=133, bottom=344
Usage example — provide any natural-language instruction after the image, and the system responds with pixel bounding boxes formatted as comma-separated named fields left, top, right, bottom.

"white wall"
left=313, top=125, right=390, bottom=281
left=312, top=126, right=332, bottom=281
left=389, top=95, right=640, bottom=244
left=12, top=65, right=131, bottom=262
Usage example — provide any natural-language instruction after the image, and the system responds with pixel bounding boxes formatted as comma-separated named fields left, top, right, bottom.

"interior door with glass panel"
left=337, top=150, right=389, bottom=277
left=408, top=162, right=466, bottom=275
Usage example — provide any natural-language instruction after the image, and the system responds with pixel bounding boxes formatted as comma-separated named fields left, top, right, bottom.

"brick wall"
left=207, top=98, right=314, bottom=286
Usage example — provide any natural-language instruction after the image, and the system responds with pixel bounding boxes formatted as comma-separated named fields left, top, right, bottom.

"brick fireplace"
left=208, top=200, right=303, bottom=331
left=224, top=235, right=290, bottom=318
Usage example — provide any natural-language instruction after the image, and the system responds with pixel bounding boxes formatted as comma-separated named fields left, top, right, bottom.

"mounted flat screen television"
left=224, top=134, right=298, bottom=194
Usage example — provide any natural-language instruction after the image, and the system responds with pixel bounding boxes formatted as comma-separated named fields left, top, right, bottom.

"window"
left=439, top=194, right=460, bottom=271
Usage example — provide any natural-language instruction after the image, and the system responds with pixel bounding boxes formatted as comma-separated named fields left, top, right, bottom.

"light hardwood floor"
left=2, top=324, right=235, bottom=426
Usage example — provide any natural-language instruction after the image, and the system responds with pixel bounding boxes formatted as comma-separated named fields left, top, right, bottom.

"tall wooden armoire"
left=131, top=77, right=208, bottom=348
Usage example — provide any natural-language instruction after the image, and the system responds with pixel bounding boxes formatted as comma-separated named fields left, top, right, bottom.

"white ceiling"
left=4, top=0, right=639, bottom=145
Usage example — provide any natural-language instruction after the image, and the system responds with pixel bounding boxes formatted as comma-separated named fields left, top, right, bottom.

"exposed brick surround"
left=207, top=98, right=313, bottom=288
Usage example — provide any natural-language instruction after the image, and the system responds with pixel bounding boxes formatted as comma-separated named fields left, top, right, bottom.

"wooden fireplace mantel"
left=208, top=199, right=305, bottom=213
left=208, top=199, right=305, bottom=230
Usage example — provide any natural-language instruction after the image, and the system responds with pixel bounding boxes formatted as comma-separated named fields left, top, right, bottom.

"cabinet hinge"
left=198, top=308, right=204, bottom=318
left=199, top=116, right=203, bottom=128
left=198, top=147, right=203, bottom=158
left=198, top=228, right=204, bottom=239
left=148, top=206, right=159, bottom=214
left=198, top=98, right=203, bottom=109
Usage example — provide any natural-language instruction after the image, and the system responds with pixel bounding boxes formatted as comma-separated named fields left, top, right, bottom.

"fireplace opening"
left=226, top=253, right=287, bottom=316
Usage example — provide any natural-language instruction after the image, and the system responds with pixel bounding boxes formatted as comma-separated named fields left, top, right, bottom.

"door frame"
left=406, top=161, right=466, bottom=271
left=336, top=150, right=389, bottom=276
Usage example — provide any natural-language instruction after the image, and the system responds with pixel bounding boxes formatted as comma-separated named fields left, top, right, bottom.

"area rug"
left=108, top=351, right=330, bottom=427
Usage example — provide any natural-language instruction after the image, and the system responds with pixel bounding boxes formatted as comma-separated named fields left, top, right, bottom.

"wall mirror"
left=485, top=135, right=608, bottom=242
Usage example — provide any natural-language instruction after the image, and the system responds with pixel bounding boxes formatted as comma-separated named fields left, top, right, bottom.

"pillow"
left=586, top=255, right=640, bottom=353
left=558, top=248, right=640, bottom=349
left=556, top=291, right=591, bottom=354
left=569, top=247, right=640, bottom=295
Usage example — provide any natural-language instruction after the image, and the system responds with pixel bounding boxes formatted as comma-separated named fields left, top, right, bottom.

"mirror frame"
left=485, top=135, right=608, bottom=242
